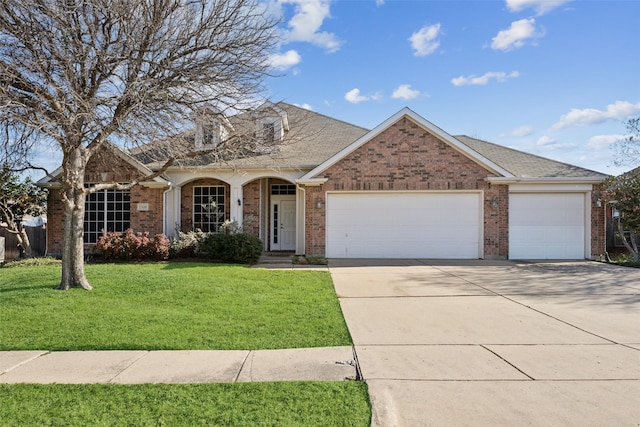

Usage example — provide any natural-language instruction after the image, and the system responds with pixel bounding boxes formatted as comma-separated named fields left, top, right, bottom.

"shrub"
left=200, top=232, right=263, bottom=264
left=169, top=230, right=209, bottom=258
left=95, top=229, right=170, bottom=261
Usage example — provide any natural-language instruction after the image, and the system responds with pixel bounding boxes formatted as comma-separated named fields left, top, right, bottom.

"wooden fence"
left=0, top=226, right=47, bottom=260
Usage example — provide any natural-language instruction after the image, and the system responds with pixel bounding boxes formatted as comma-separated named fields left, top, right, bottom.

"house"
left=38, top=102, right=608, bottom=260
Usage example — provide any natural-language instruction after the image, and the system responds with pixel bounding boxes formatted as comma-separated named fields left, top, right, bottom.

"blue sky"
left=265, top=0, right=640, bottom=175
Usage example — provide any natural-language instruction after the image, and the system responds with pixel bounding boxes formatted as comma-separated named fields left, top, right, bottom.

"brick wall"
left=591, top=183, right=606, bottom=257
left=46, top=147, right=165, bottom=255
left=45, top=190, right=65, bottom=256
left=130, top=186, right=164, bottom=236
left=304, top=116, right=508, bottom=257
left=242, top=179, right=261, bottom=237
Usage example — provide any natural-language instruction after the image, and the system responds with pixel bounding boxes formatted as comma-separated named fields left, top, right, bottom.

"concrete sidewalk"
left=331, top=259, right=640, bottom=426
left=0, top=347, right=357, bottom=384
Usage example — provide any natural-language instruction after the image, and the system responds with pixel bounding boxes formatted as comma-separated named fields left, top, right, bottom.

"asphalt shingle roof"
left=454, top=135, right=607, bottom=179
left=138, top=103, right=606, bottom=179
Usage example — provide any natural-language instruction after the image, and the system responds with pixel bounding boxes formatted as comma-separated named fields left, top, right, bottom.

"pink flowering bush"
left=95, top=229, right=170, bottom=261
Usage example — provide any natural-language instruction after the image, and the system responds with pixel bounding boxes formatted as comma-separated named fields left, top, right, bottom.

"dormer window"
left=194, top=107, right=231, bottom=150
left=254, top=101, right=289, bottom=145
left=257, top=118, right=284, bottom=144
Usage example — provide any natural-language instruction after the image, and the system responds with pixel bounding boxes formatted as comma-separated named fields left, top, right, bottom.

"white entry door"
left=270, top=196, right=296, bottom=251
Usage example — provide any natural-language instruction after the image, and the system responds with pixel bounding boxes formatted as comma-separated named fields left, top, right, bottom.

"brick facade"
left=304, top=116, right=508, bottom=258
left=46, top=149, right=165, bottom=255
left=591, top=183, right=606, bottom=257
left=242, top=179, right=261, bottom=237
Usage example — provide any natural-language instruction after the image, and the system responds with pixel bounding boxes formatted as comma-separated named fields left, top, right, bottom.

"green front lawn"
left=0, top=263, right=352, bottom=350
left=0, top=382, right=371, bottom=426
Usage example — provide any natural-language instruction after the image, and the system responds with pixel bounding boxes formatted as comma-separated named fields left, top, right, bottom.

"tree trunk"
left=57, top=148, right=92, bottom=290
left=617, top=219, right=639, bottom=263
left=16, top=226, right=34, bottom=258
left=630, top=231, right=639, bottom=262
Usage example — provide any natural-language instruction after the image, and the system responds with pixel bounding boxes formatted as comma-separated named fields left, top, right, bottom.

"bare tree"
left=613, top=116, right=640, bottom=168
left=0, top=0, right=279, bottom=289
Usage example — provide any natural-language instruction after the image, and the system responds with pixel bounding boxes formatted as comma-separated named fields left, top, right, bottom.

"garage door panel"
left=326, top=192, right=481, bottom=259
left=509, top=194, right=586, bottom=260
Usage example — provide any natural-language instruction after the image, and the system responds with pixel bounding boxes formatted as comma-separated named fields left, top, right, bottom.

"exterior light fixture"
left=316, top=198, right=323, bottom=209
left=237, top=198, right=242, bottom=206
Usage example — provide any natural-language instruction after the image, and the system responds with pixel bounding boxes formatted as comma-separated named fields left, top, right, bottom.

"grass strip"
left=0, top=382, right=371, bottom=426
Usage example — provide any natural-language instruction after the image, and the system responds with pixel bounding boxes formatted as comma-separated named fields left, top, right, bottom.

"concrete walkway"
left=0, top=347, right=357, bottom=384
left=330, top=259, right=640, bottom=426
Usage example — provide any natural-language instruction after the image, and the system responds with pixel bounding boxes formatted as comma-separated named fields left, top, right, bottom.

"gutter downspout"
left=296, top=183, right=306, bottom=255
left=162, top=183, right=173, bottom=238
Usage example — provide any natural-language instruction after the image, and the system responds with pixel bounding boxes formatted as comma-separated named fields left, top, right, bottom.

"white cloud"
left=587, top=134, right=627, bottom=150
left=281, top=0, right=342, bottom=53
left=508, top=125, right=535, bottom=137
left=294, top=103, right=314, bottom=111
left=375, top=0, right=385, bottom=5
left=268, top=50, right=301, bottom=70
left=409, top=23, right=442, bottom=57
left=392, top=84, right=421, bottom=100
left=506, top=0, right=571, bottom=15
left=345, top=88, right=369, bottom=104
left=553, top=101, right=640, bottom=129
left=451, top=71, right=520, bottom=86
left=536, top=135, right=556, bottom=146
left=491, top=18, right=541, bottom=51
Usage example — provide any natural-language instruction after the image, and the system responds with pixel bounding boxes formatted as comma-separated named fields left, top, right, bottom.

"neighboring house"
left=38, top=102, right=608, bottom=260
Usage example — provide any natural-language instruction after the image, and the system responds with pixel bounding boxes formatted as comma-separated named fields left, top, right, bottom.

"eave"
left=486, top=176, right=607, bottom=185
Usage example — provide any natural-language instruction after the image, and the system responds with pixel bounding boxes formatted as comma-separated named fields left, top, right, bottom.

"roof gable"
left=301, top=107, right=513, bottom=181
left=37, top=142, right=168, bottom=187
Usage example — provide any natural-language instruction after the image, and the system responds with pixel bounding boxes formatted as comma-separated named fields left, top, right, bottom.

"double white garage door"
left=326, top=192, right=482, bottom=259
left=325, top=192, right=587, bottom=259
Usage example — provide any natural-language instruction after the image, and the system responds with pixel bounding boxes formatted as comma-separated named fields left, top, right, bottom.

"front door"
left=270, top=196, right=296, bottom=251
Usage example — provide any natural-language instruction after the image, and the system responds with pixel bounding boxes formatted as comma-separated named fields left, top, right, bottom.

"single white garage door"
left=326, top=192, right=481, bottom=258
left=509, top=193, right=586, bottom=259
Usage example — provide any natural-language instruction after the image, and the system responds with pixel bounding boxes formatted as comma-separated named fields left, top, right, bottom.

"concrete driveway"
left=329, top=260, right=640, bottom=426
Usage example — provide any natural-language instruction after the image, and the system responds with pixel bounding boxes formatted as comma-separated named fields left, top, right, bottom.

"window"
left=202, top=122, right=220, bottom=146
left=263, top=122, right=276, bottom=144
left=256, top=117, right=283, bottom=144
left=193, top=186, right=225, bottom=232
left=84, top=189, right=130, bottom=244
left=271, top=184, right=296, bottom=195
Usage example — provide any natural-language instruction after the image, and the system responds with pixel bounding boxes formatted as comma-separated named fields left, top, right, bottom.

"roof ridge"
left=276, top=102, right=371, bottom=132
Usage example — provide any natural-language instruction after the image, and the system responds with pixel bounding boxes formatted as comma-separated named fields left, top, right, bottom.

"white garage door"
left=509, top=193, right=586, bottom=260
left=326, top=192, right=481, bottom=259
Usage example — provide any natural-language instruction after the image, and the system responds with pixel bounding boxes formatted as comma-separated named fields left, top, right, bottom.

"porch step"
left=256, top=253, right=294, bottom=266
